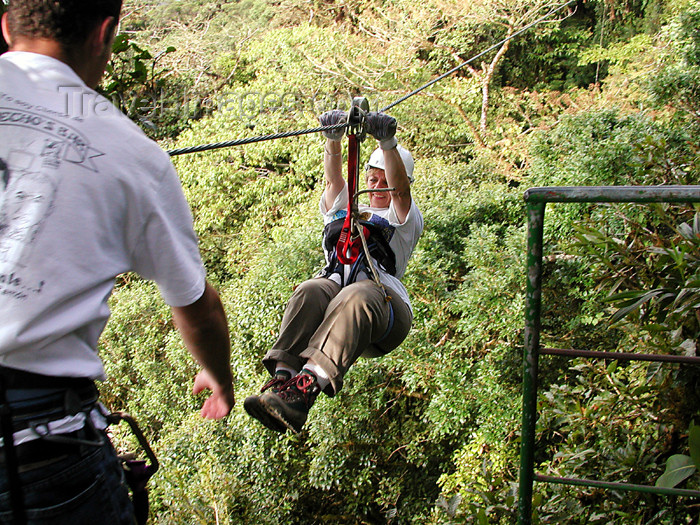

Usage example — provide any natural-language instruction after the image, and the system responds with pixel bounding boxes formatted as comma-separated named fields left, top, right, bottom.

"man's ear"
left=89, top=16, right=116, bottom=56
left=1, top=12, right=12, bottom=48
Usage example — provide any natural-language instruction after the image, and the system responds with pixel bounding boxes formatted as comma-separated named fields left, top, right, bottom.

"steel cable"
left=167, top=0, right=577, bottom=156
left=380, top=0, right=576, bottom=112
left=167, top=123, right=347, bottom=156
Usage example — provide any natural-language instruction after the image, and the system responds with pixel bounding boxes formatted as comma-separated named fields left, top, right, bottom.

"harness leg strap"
left=375, top=299, right=395, bottom=345
left=0, top=377, right=27, bottom=525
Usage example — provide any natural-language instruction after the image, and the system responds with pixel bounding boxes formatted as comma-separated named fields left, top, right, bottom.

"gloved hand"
left=319, top=110, right=347, bottom=141
left=365, top=112, right=397, bottom=150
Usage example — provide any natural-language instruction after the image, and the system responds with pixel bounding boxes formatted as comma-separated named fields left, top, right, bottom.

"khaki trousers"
left=262, top=277, right=412, bottom=395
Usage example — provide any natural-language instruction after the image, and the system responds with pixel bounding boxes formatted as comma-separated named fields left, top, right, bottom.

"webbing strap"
left=332, top=103, right=391, bottom=303
left=375, top=301, right=395, bottom=345
left=335, top=134, right=365, bottom=265
left=0, top=377, right=27, bottom=525
left=107, top=412, right=158, bottom=525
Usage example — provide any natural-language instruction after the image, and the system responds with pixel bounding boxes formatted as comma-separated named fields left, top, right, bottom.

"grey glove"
left=319, top=110, right=347, bottom=141
left=365, top=112, right=398, bottom=150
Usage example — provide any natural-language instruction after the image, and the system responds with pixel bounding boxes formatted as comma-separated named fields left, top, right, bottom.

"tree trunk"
left=479, top=27, right=513, bottom=134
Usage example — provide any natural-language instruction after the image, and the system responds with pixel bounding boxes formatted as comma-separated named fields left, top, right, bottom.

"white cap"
left=366, top=145, right=414, bottom=183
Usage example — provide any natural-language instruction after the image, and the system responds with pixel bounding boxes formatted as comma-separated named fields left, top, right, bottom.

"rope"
left=166, top=0, right=577, bottom=156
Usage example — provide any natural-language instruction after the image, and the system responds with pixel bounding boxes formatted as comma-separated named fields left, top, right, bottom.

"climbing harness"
left=0, top=370, right=102, bottom=525
left=0, top=366, right=157, bottom=525
left=328, top=98, right=393, bottom=287
left=327, top=97, right=396, bottom=339
left=322, top=218, right=397, bottom=284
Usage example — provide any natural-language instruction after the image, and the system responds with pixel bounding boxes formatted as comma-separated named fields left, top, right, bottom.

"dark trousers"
left=0, top=368, right=135, bottom=524
left=0, top=430, right=135, bottom=524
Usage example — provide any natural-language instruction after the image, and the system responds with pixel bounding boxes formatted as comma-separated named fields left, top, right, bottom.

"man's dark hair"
left=7, top=0, right=122, bottom=48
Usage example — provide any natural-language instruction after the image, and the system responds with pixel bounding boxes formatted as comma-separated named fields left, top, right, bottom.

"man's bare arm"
left=172, top=281, right=234, bottom=419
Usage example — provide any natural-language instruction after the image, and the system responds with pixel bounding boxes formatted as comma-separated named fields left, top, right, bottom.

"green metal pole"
left=535, top=475, right=700, bottom=498
left=523, top=185, right=700, bottom=204
left=516, top=185, right=700, bottom=521
left=518, top=201, right=545, bottom=525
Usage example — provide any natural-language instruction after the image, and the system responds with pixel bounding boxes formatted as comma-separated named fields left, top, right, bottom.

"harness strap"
left=123, top=459, right=152, bottom=525
left=332, top=123, right=393, bottom=313
left=331, top=99, right=395, bottom=318
left=336, top=134, right=364, bottom=265
left=107, top=412, right=159, bottom=525
left=375, top=300, right=395, bottom=345
left=0, top=376, right=27, bottom=525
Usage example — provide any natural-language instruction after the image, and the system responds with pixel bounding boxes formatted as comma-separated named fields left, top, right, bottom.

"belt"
left=6, top=385, right=99, bottom=431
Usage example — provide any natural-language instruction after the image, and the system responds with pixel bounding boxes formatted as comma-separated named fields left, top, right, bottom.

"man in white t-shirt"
left=0, top=1, right=234, bottom=522
left=245, top=110, right=423, bottom=434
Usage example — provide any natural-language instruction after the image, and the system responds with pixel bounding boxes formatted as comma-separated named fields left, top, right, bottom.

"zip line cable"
left=379, top=0, right=577, bottom=113
left=166, top=0, right=577, bottom=157
left=167, top=123, right=347, bottom=156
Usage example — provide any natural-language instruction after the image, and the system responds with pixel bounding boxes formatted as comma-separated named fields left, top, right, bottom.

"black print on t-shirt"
left=0, top=151, right=57, bottom=271
left=0, top=156, right=46, bottom=299
left=0, top=105, right=104, bottom=299
left=0, top=107, right=103, bottom=172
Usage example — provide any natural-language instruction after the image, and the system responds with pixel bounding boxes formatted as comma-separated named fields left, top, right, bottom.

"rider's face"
left=366, top=168, right=390, bottom=208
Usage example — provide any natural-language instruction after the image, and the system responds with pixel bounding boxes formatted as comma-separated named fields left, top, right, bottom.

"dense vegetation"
left=30, top=0, right=700, bottom=522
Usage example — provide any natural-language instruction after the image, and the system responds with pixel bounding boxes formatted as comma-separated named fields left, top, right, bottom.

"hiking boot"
left=244, top=372, right=291, bottom=433
left=258, top=371, right=321, bottom=433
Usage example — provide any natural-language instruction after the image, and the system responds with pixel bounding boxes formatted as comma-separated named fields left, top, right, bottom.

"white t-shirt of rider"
left=320, top=183, right=423, bottom=312
left=0, top=52, right=206, bottom=379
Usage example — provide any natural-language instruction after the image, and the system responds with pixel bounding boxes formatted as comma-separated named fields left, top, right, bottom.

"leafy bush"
left=93, top=0, right=700, bottom=523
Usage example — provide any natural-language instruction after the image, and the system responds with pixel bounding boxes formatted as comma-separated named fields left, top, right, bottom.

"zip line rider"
left=244, top=109, right=424, bottom=433
left=0, top=1, right=234, bottom=522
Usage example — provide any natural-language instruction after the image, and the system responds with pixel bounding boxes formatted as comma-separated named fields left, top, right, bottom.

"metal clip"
left=107, top=411, right=159, bottom=475
left=347, top=96, right=369, bottom=141
left=28, top=417, right=104, bottom=447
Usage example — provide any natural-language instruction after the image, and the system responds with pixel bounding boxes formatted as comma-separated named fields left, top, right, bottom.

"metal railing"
left=518, top=185, right=700, bottom=524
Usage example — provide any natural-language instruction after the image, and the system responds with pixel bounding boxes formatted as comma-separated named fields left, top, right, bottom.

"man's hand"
left=172, top=282, right=234, bottom=419
left=365, top=112, right=398, bottom=150
left=193, top=369, right=235, bottom=420
left=319, top=110, right=347, bottom=141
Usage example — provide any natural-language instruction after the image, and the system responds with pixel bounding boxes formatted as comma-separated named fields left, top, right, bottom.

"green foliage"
left=535, top=359, right=700, bottom=523
left=100, top=279, right=200, bottom=437
left=612, top=217, right=700, bottom=334
left=100, top=33, right=188, bottom=139
left=504, top=15, right=601, bottom=91
left=529, top=108, right=673, bottom=188
left=527, top=106, right=697, bottom=257
left=92, top=0, right=700, bottom=522
left=648, top=0, right=700, bottom=120
left=656, top=453, right=695, bottom=489
left=434, top=433, right=518, bottom=524
left=573, top=208, right=700, bottom=345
